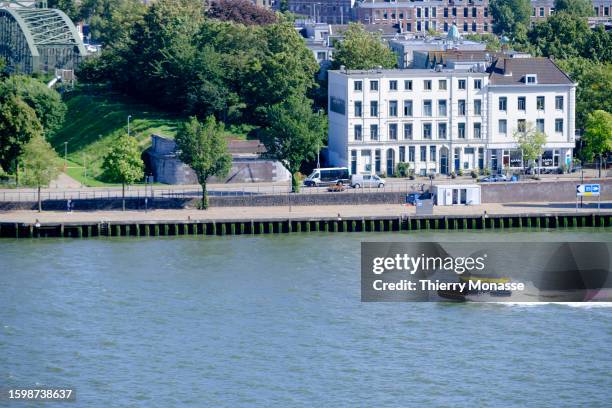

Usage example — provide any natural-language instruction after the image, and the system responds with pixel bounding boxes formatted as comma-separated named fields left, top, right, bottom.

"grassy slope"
left=48, top=86, right=182, bottom=185
left=50, top=86, right=256, bottom=186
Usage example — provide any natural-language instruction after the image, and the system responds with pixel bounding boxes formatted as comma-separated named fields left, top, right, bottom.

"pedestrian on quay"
left=67, top=199, right=72, bottom=213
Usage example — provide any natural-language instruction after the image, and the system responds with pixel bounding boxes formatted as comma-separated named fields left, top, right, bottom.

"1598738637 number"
left=5, top=388, right=76, bottom=401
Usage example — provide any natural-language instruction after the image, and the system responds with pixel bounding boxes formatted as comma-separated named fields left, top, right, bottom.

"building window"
left=375, top=149, right=381, bottom=173
left=354, top=101, right=362, bottom=117
left=430, top=146, right=437, bottom=162
left=423, top=123, right=432, bottom=139
left=404, top=123, right=413, bottom=140
left=540, top=7, right=544, bottom=16
left=389, top=123, right=398, bottom=140
left=526, top=75, right=537, bottom=84
left=417, top=7, right=421, bottom=17
left=399, top=146, right=406, bottom=162
left=420, top=146, right=427, bottom=162
left=404, top=100, right=413, bottom=116
left=409, top=146, right=415, bottom=161
left=423, top=100, right=432, bottom=116
left=439, top=79, right=447, bottom=90
left=351, top=150, right=357, bottom=174
left=463, top=22, right=468, bottom=32
left=424, top=80, right=432, bottom=90
left=517, top=119, right=526, bottom=133
left=458, top=123, right=466, bottom=138
left=537, top=96, right=545, bottom=110
left=370, top=124, right=379, bottom=140
left=474, top=122, right=481, bottom=138
left=484, top=22, right=488, bottom=32
left=452, top=7, right=457, bottom=16
left=417, top=21, right=422, bottom=32
left=463, top=7, right=468, bottom=17
left=425, top=7, right=429, bottom=17
left=370, top=101, right=378, bottom=117
left=499, top=97, right=507, bottom=112
left=389, top=100, right=398, bottom=117
left=518, top=97, right=526, bottom=111
left=444, top=7, right=448, bottom=17
left=370, top=80, right=378, bottom=91
left=499, top=119, right=507, bottom=135
left=555, top=119, right=564, bottom=133
left=389, top=80, right=398, bottom=91
left=438, top=100, right=447, bottom=116
left=536, top=119, right=545, bottom=133
left=438, top=123, right=447, bottom=139
left=472, top=22, right=477, bottom=32
left=354, top=81, right=362, bottom=91
left=354, top=125, right=362, bottom=141
left=404, top=80, right=413, bottom=90
left=555, top=96, right=563, bottom=110
left=472, top=7, right=477, bottom=17
left=444, top=22, right=449, bottom=32
left=474, top=99, right=482, bottom=115
left=474, top=79, right=482, bottom=89
left=458, top=100, right=466, bottom=116
left=532, top=7, right=536, bottom=16
left=458, top=79, right=466, bottom=90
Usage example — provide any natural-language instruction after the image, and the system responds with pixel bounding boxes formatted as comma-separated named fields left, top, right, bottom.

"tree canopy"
left=489, top=0, right=531, bottom=39
left=514, top=122, right=547, bottom=170
left=554, top=0, right=593, bottom=17
left=0, top=95, right=43, bottom=174
left=175, top=116, right=232, bottom=209
left=582, top=110, right=612, bottom=172
left=21, top=135, right=60, bottom=211
left=331, top=23, right=397, bottom=70
left=259, top=95, right=326, bottom=192
left=79, top=0, right=318, bottom=127
left=529, top=12, right=591, bottom=60
left=207, top=0, right=277, bottom=25
left=0, top=76, right=66, bottom=137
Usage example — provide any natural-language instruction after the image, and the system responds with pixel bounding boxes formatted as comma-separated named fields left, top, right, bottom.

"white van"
left=350, top=174, right=386, bottom=188
left=304, top=168, right=350, bottom=187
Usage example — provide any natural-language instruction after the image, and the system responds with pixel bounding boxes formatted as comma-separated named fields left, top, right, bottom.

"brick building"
left=355, top=0, right=493, bottom=35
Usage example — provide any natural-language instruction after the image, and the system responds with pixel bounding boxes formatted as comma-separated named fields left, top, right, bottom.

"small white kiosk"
left=434, top=184, right=481, bottom=206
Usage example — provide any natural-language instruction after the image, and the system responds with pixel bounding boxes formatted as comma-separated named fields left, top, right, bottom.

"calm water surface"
left=1, top=229, right=611, bottom=407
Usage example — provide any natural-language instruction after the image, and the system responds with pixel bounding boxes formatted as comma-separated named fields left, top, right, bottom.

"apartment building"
left=327, top=56, right=575, bottom=176
left=355, top=0, right=493, bottom=34
left=285, top=0, right=355, bottom=24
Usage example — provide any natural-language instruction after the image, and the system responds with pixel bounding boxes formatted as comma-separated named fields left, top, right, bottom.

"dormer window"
left=526, top=74, right=537, bottom=84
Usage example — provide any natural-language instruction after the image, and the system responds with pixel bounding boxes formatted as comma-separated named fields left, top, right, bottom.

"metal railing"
left=0, top=183, right=426, bottom=202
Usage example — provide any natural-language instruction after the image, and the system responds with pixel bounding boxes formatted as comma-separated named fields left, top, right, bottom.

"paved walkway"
left=1, top=202, right=609, bottom=224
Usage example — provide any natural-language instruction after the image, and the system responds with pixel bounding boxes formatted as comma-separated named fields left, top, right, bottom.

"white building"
left=327, top=55, right=575, bottom=176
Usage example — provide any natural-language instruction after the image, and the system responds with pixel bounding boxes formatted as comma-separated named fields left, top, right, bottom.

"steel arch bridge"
left=0, top=6, right=87, bottom=74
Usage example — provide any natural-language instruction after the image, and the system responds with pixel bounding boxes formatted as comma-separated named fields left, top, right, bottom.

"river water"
left=1, top=229, right=611, bottom=407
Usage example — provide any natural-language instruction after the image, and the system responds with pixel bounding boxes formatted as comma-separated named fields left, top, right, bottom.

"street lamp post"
left=127, top=115, right=132, bottom=137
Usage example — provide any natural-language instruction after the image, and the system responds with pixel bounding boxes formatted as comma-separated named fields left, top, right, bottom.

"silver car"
left=351, top=174, right=386, bottom=188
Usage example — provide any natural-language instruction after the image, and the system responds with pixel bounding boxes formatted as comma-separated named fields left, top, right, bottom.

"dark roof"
left=488, top=57, right=574, bottom=85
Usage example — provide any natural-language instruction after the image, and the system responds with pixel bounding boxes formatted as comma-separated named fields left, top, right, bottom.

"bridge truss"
left=0, top=5, right=87, bottom=74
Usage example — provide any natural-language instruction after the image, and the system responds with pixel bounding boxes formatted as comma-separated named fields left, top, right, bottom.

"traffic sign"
left=576, top=184, right=600, bottom=197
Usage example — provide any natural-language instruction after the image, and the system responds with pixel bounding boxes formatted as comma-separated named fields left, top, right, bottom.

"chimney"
left=503, top=59, right=512, bottom=76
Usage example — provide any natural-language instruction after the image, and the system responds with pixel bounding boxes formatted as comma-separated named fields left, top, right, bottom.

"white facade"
left=327, top=58, right=576, bottom=176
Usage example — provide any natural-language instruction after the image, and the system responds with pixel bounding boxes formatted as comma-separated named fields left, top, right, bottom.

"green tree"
left=82, top=0, right=146, bottom=45
left=0, top=75, right=66, bottom=137
left=584, top=26, right=612, bottom=63
left=528, top=12, right=590, bottom=59
left=582, top=110, right=612, bottom=177
left=554, top=0, right=593, bottom=17
left=557, top=58, right=612, bottom=129
left=0, top=95, right=43, bottom=181
left=21, top=135, right=60, bottom=212
left=101, top=134, right=144, bottom=211
left=260, top=95, right=326, bottom=192
left=175, top=116, right=231, bottom=209
left=331, top=23, right=397, bottom=70
left=514, top=122, right=547, bottom=175
left=489, top=0, right=531, bottom=39
left=47, top=0, right=80, bottom=21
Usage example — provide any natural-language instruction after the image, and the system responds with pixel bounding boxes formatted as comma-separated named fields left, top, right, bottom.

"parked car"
left=304, top=167, right=350, bottom=187
left=479, top=174, right=508, bottom=182
left=327, top=182, right=346, bottom=192
left=350, top=174, right=385, bottom=188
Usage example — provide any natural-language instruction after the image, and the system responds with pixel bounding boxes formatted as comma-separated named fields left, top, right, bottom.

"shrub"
left=470, top=170, right=478, bottom=179
left=457, top=169, right=464, bottom=177
left=395, top=162, right=410, bottom=177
